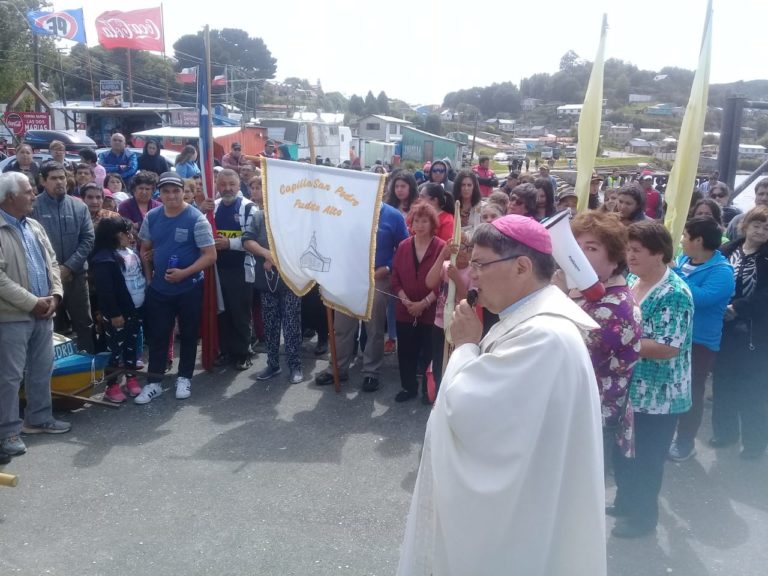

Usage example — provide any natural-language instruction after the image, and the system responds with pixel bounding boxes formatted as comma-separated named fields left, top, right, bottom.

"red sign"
left=3, top=112, right=51, bottom=136
left=95, top=7, right=164, bottom=52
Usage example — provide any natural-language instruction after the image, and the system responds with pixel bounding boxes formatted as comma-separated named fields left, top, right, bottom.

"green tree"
left=0, top=0, right=60, bottom=104
left=174, top=28, right=276, bottom=78
left=349, top=94, right=365, bottom=117
left=319, top=91, right=348, bottom=112
left=425, top=113, right=442, bottom=135
left=62, top=45, right=178, bottom=103
left=364, top=90, right=378, bottom=115
left=559, top=50, right=580, bottom=72
left=376, top=91, right=389, bottom=115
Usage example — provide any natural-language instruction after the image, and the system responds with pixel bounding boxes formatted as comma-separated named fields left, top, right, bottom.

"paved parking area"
left=1, top=343, right=766, bottom=575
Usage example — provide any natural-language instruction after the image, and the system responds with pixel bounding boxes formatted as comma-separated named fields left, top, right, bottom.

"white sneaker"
left=175, top=377, right=192, bottom=399
left=134, top=383, right=163, bottom=405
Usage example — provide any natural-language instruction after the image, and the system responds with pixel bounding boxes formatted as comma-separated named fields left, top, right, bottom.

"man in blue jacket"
left=97, top=133, right=138, bottom=184
left=32, top=161, right=95, bottom=353
left=669, top=216, right=735, bottom=461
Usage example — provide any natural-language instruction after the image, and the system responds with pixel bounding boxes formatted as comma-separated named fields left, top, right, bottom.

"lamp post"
left=0, top=1, right=41, bottom=110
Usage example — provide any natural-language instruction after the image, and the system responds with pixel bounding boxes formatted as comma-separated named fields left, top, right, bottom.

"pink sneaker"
left=124, top=376, right=142, bottom=398
left=104, top=382, right=127, bottom=403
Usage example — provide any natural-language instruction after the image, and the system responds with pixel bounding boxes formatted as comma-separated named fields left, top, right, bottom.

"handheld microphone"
left=467, top=288, right=478, bottom=308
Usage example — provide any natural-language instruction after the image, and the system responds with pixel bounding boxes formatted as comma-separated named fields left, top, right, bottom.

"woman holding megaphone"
left=553, top=211, right=643, bottom=470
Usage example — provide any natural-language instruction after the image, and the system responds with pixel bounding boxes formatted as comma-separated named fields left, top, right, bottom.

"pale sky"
left=67, top=0, right=767, bottom=105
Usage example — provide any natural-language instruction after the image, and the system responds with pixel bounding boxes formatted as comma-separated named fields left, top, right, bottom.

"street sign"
left=2, top=112, right=51, bottom=136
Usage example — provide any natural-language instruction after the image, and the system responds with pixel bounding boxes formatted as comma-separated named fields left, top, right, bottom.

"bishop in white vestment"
left=397, top=215, right=607, bottom=576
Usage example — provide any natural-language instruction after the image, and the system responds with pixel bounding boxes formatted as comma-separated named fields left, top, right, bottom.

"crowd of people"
left=1, top=137, right=766, bottom=548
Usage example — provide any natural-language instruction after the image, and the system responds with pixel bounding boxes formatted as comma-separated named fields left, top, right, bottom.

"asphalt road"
left=1, top=340, right=767, bottom=576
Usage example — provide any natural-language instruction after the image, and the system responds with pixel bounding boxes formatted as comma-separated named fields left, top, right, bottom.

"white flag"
left=262, top=158, right=384, bottom=319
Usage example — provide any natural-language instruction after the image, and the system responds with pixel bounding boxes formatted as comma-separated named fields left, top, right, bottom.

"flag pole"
left=199, top=25, right=219, bottom=371
left=575, top=14, right=608, bottom=212
left=664, top=0, right=713, bottom=248
left=160, top=2, right=170, bottom=111
left=306, top=121, right=341, bottom=392
left=126, top=49, right=134, bottom=106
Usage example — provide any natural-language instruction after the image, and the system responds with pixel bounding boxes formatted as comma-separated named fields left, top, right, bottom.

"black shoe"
left=605, top=505, right=629, bottom=518
left=256, top=365, right=282, bottom=381
left=0, top=451, right=11, bottom=465
left=611, top=519, right=655, bottom=539
left=234, top=357, right=253, bottom=371
left=708, top=437, right=737, bottom=448
left=315, top=372, right=348, bottom=386
left=362, top=377, right=380, bottom=392
left=395, top=390, right=417, bottom=403
left=302, top=328, right=315, bottom=339
left=314, top=341, right=328, bottom=356
left=214, top=353, right=230, bottom=368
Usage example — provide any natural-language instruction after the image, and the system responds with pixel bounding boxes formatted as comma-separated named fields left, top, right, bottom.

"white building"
left=557, top=104, right=583, bottom=117
left=356, top=114, right=412, bottom=143
left=629, top=94, right=653, bottom=103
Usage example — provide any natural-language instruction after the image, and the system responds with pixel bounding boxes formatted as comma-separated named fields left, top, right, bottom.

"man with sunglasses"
left=398, top=215, right=606, bottom=576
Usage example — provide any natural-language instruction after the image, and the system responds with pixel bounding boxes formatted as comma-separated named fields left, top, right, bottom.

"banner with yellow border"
left=261, top=158, right=384, bottom=319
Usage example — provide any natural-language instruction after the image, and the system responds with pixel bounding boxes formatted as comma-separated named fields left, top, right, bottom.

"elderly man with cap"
left=259, top=140, right=276, bottom=158
left=222, top=142, right=248, bottom=175
left=135, top=172, right=217, bottom=404
left=397, top=215, right=606, bottom=576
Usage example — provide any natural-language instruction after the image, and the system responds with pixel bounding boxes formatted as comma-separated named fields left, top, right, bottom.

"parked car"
left=493, top=152, right=508, bottom=162
left=23, top=130, right=97, bottom=152
left=0, top=152, right=81, bottom=173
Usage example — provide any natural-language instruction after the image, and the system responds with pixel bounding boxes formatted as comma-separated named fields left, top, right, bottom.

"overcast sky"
left=73, top=0, right=766, bottom=105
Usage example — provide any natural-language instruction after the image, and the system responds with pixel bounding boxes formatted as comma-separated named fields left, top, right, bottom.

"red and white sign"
left=95, top=7, right=164, bottom=52
left=3, top=112, right=51, bottom=136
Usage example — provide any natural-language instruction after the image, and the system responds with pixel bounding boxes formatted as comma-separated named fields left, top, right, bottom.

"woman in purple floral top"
left=556, top=211, right=642, bottom=459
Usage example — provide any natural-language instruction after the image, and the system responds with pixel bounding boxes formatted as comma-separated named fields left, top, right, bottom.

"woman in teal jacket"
left=174, top=145, right=201, bottom=179
left=669, top=216, right=735, bottom=461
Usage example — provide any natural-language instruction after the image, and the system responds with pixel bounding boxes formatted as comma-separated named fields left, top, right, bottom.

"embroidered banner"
left=262, top=159, right=383, bottom=318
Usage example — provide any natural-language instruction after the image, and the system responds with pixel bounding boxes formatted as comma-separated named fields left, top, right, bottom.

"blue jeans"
left=0, top=319, right=54, bottom=439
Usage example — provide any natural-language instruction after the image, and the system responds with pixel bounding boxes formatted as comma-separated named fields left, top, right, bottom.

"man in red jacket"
left=472, top=156, right=498, bottom=197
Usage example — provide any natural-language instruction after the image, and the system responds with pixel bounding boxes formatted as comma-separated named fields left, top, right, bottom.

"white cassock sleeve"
left=425, top=317, right=606, bottom=576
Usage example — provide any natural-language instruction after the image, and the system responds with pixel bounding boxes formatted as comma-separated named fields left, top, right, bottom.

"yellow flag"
left=664, top=0, right=713, bottom=246
left=575, top=14, right=608, bottom=212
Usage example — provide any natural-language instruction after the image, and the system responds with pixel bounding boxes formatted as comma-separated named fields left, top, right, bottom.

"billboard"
left=2, top=112, right=51, bottom=136
left=99, top=80, right=123, bottom=108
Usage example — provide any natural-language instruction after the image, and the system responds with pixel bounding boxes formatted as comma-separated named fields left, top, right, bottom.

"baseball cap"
left=232, top=142, right=241, bottom=150
left=491, top=215, right=553, bottom=255
left=158, top=171, right=185, bottom=189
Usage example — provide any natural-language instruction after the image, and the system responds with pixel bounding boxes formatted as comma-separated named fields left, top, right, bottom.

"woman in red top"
left=419, top=183, right=455, bottom=242
left=391, top=202, right=446, bottom=403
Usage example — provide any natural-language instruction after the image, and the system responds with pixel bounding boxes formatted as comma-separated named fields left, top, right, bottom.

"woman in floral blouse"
left=610, top=220, right=693, bottom=539
left=560, top=211, right=642, bottom=465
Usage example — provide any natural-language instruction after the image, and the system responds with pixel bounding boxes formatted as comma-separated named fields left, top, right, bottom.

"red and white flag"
left=212, top=74, right=226, bottom=87
left=95, top=7, right=164, bottom=51
left=176, top=67, right=197, bottom=84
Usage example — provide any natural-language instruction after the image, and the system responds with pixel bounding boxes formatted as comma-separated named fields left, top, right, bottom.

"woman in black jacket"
left=710, top=206, right=768, bottom=459
left=90, top=217, right=146, bottom=402
left=137, top=139, right=170, bottom=176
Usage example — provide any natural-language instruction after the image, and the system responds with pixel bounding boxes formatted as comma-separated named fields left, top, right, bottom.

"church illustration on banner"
left=300, top=232, right=331, bottom=273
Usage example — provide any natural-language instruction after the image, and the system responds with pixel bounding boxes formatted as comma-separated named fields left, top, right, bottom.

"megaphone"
left=543, top=210, right=606, bottom=302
